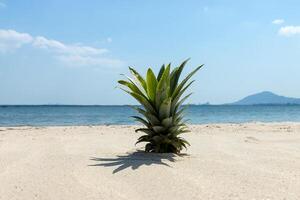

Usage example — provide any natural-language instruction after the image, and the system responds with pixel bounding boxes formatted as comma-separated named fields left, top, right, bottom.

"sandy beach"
left=0, top=123, right=300, bottom=200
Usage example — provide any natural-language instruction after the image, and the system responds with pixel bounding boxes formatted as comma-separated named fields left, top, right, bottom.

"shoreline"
left=1, top=121, right=300, bottom=128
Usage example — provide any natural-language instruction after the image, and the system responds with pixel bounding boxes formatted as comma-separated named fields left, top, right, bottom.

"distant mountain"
left=231, top=91, right=300, bottom=105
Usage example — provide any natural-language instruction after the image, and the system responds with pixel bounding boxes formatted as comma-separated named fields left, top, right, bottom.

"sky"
left=0, top=0, right=300, bottom=105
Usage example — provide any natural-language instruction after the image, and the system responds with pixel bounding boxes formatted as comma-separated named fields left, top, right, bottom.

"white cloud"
left=0, top=29, right=33, bottom=52
left=0, top=29, right=122, bottom=68
left=272, top=19, right=284, bottom=25
left=57, top=55, right=122, bottom=67
left=0, top=2, right=6, bottom=8
left=32, top=36, right=108, bottom=55
left=278, top=26, right=300, bottom=36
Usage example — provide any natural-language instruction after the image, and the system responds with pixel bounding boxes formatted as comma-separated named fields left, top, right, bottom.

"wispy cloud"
left=272, top=19, right=284, bottom=25
left=0, top=2, right=6, bottom=8
left=0, top=29, right=33, bottom=52
left=278, top=26, right=300, bottom=36
left=57, top=55, right=122, bottom=68
left=0, top=29, right=123, bottom=67
left=33, top=36, right=108, bottom=55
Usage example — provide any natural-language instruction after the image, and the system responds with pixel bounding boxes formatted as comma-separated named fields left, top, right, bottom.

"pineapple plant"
left=118, top=59, right=203, bottom=153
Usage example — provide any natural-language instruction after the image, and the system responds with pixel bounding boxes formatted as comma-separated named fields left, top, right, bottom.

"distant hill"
left=231, top=91, right=300, bottom=105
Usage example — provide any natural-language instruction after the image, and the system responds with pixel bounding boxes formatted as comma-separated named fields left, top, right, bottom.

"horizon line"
left=1, top=104, right=300, bottom=107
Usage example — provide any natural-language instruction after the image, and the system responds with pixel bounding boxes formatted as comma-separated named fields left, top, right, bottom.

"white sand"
left=0, top=123, right=300, bottom=200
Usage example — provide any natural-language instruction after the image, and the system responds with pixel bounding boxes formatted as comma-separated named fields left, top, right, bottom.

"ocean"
left=0, top=105, right=300, bottom=126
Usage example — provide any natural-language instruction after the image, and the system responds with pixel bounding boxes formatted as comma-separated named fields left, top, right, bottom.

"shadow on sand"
left=89, top=150, right=187, bottom=174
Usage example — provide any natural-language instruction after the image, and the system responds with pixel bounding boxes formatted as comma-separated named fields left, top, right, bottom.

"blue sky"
left=0, top=0, right=300, bottom=105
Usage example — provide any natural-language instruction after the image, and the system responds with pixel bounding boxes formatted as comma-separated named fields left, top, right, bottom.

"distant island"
left=230, top=91, right=300, bottom=105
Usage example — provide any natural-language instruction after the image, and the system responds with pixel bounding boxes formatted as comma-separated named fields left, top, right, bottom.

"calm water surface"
left=0, top=105, right=300, bottom=126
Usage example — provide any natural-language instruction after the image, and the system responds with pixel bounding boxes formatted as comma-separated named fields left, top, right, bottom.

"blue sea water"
left=0, top=105, right=300, bottom=126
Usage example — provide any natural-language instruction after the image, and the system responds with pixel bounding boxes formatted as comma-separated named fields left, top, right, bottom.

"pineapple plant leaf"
left=118, top=59, right=203, bottom=153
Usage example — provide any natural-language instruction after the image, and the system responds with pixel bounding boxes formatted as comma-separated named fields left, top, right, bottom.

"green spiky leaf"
left=146, top=68, right=158, bottom=103
left=118, top=59, right=203, bottom=153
